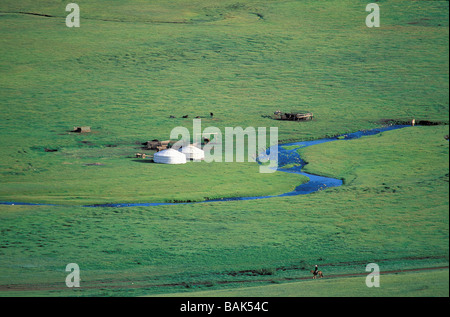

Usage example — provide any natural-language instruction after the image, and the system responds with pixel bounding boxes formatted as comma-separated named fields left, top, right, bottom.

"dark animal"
left=182, top=115, right=189, bottom=118
left=210, top=112, right=214, bottom=118
left=169, top=115, right=176, bottom=118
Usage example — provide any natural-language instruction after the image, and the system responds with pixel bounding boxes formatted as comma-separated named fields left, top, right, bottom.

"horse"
left=311, top=270, right=324, bottom=279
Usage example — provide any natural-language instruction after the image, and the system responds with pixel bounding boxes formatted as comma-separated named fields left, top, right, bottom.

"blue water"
left=0, top=125, right=409, bottom=208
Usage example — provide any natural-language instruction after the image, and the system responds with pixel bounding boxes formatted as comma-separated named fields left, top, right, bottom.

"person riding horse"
left=311, top=265, right=324, bottom=279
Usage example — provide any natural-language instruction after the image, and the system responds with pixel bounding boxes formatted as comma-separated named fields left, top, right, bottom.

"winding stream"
left=0, top=125, right=409, bottom=208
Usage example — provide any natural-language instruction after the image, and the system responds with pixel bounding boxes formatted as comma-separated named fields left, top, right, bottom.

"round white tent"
left=153, top=149, right=187, bottom=164
left=179, top=144, right=205, bottom=161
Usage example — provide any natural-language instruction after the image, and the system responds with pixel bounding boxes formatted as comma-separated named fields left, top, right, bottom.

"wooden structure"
left=72, top=126, right=91, bottom=133
left=273, top=111, right=314, bottom=121
left=145, top=139, right=173, bottom=152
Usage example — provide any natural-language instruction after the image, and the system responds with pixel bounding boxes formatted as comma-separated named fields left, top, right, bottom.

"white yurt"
left=153, top=148, right=187, bottom=164
left=179, top=144, right=205, bottom=161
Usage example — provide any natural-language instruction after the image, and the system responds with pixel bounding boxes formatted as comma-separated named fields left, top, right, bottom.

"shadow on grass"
left=132, top=159, right=154, bottom=164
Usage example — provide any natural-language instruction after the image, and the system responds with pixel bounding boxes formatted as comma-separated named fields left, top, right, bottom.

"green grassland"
left=0, top=0, right=448, bottom=297
left=0, top=125, right=447, bottom=297
left=0, top=155, right=305, bottom=205
left=154, top=270, right=450, bottom=297
left=1, top=0, right=448, bottom=204
left=301, top=125, right=450, bottom=189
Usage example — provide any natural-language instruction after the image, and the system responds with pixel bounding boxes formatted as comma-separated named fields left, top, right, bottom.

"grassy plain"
left=0, top=156, right=305, bottom=205
left=1, top=0, right=448, bottom=203
left=0, top=0, right=448, bottom=297
left=155, top=269, right=450, bottom=297
left=0, top=125, right=448, bottom=297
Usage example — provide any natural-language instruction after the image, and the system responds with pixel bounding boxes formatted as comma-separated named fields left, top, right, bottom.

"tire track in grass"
left=0, top=11, right=193, bottom=24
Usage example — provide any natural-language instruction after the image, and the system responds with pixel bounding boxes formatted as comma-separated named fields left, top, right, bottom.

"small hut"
left=273, top=111, right=314, bottom=121
left=153, top=149, right=187, bottom=165
left=179, top=144, right=205, bottom=161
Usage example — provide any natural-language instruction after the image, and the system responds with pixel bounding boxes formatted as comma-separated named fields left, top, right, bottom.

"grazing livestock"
left=135, top=153, right=147, bottom=159
left=182, top=115, right=189, bottom=118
